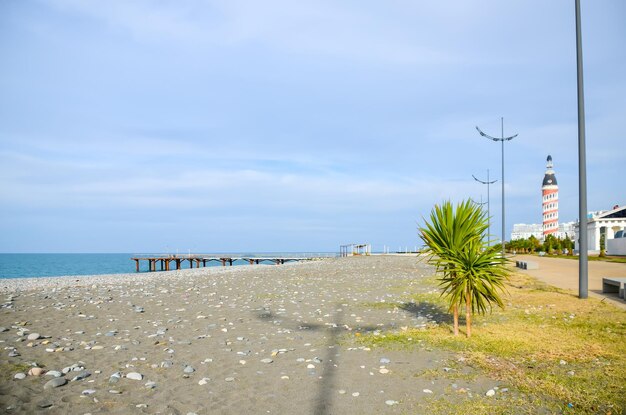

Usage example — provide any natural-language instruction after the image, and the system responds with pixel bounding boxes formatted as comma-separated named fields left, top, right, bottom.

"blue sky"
left=1, top=0, right=624, bottom=253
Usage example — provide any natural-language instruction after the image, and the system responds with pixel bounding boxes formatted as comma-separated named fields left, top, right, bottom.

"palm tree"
left=419, top=200, right=509, bottom=337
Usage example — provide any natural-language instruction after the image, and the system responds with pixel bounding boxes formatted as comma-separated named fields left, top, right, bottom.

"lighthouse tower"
left=542, top=155, right=559, bottom=237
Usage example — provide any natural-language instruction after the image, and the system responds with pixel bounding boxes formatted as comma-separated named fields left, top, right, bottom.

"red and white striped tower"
left=542, top=155, right=559, bottom=237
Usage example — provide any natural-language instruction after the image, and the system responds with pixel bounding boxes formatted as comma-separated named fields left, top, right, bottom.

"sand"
left=0, top=256, right=499, bottom=414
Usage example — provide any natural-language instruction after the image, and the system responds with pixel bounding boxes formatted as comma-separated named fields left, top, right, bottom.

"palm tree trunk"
left=453, top=304, right=459, bottom=336
left=465, top=290, right=471, bottom=338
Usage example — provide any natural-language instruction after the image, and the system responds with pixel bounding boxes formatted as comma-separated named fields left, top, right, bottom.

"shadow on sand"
left=399, top=301, right=453, bottom=324
left=253, top=299, right=453, bottom=414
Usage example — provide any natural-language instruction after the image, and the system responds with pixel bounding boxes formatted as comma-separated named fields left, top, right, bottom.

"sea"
left=0, top=253, right=337, bottom=279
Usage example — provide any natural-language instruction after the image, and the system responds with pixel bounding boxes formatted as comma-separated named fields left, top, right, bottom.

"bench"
left=602, top=277, right=626, bottom=299
left=516, top=260, right=539, bottom=270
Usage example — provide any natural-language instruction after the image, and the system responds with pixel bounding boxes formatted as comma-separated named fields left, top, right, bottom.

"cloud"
left=1, top=137, right=474, bottom=216
left=39, top=0, right=471, bottom=65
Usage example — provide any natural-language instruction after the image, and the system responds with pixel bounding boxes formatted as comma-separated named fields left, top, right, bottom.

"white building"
left=511, top=223, right=543, bottom=240
left=511, top=221, right=575, bottom=241
left=574, top=205, right=626, bottom=255
left=558, top=222, right=577, bottom=239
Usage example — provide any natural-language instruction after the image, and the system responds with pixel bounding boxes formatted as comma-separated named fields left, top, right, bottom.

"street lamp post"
left=575, top=0, right=588, bottom=299
left=472, top=169, right=497, bottom=243
left=476, top=118, right=518, bottom=257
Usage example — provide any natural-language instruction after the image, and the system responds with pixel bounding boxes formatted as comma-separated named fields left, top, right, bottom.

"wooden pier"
left=131, top=256, right=318, bottom=272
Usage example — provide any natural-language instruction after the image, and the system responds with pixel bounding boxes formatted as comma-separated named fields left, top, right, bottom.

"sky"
left=0, top=0, right=624, bottom=253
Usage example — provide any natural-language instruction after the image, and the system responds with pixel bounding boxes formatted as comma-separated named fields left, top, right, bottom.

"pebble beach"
left=0, top=255, right=499, bottom=414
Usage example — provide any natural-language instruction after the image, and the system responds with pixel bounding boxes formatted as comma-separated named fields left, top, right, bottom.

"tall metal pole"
left=488, top=170, right=492, bottom=241
left=473, top=169, right=497, bottom=243
left=476, top=122, right=518, bottom=258
left=575, top=0, right=588, bottom=299
left=501, top=118, right=505, bottom=256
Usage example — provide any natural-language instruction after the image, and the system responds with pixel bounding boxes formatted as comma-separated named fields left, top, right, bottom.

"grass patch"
left=359, top=301, right=400, bottom=309
left=420, top=394, right=541, bottom=415
left=521, top=253, right=626, bottom=264
left=359, top=271, right=626, bottom=414
left=0, top=362, right=32, bottom=381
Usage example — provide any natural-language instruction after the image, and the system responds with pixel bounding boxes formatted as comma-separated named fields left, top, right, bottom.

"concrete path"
left=513, top=254, right=626, bottom=310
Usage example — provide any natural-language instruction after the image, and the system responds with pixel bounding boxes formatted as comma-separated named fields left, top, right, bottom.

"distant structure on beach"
left=340, top=243, right=371, bottom=257
left=542, top=155, right=559, bottom=237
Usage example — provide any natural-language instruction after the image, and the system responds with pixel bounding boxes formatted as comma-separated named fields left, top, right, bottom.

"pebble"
left=379, top=368, right=389, bottom=374
left=183, top=365, right=195, bottom=374
left=44, top=377, right=68, bottom=389
left=27, top=333, right=41, bottom=341
left=126, top=372, right=143, bottom=381
left=46, top=370, right=63, bottom=378
left=486, top=389, right=496, bottom=397
left=338, top=389, right=346, bottom=394
left=198, top=378, right=210, bottom=385
left=145, top=381, right=157, bottom=389
left=71, top=371, right=91, bottom=382
left=109, top=390, right=121, bottom=394
left=37, top=401, right=53, bottom=409
left=260, top=358, right=273, bottom=364
left=385, top=400, right=398, bottom=406
left=352, top=392, right=360, bottom=397
left=14, top=373, right=26, bottom=380
left=307, top=364, right=315, bottom=369
left=82, top=389, right=96, bottom=395
left=380, top=357, right=391, bottom=364
left=225, top=377, right=235, bottom=382
left=28, top=367, right=46, bottom=376
left=423, top=389, right=433, bottom=394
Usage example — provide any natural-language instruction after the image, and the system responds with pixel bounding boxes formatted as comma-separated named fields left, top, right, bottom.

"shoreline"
left=0, top=260, right=303, bottom=293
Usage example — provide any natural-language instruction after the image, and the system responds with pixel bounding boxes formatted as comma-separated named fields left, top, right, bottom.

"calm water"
left=0, top=253, right=336, bottom=279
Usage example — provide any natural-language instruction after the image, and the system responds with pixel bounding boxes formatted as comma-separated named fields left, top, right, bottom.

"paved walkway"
left=513, top=254, right=626, bottom=310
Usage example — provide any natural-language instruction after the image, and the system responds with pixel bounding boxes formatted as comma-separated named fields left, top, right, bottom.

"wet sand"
left=0, top=256, right=499, bottom=414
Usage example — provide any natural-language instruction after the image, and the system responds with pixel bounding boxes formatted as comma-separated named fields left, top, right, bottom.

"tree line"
left=505, top=234, right=575, bottom=255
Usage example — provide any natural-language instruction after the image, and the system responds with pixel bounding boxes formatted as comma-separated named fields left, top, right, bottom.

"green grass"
left=520, top=253, right=626, bottom=264
left=358, top=272, right=626, bottom=414
left=359, top=301, right=399, bottom=309
left=419, top=394, right=544, bottom=415
left=0, top=362, right=32, bottom=381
